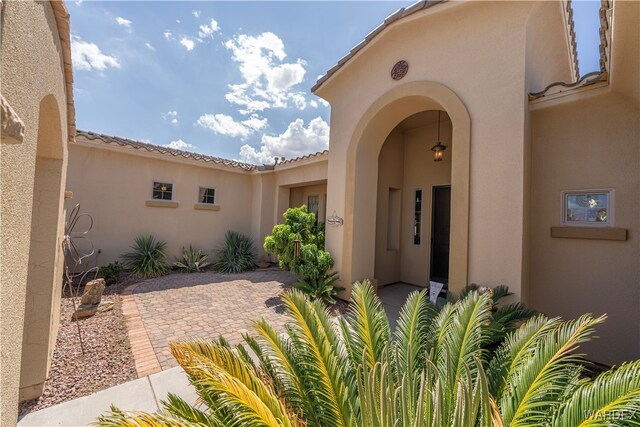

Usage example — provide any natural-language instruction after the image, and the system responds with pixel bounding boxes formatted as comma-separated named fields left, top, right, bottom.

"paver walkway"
left=125, top=269, right=297, bottom=371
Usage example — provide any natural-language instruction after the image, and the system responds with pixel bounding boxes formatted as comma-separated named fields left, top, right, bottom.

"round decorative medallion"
left=391, top=60, right=409, bottom=80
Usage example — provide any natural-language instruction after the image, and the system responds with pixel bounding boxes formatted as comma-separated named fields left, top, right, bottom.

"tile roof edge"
left=75, top=130, right=257, bottom=171
left=274, top=150, right=329, bottom=167
left=528, top=0, right=612, bottom=100
left=311, top=0, right=445, bottom=94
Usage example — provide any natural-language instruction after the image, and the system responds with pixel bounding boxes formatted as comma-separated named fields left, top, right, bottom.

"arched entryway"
left=374, top=110, right=453, bottom=292
left=20, top=94, right=66, bottom=400
left=340, top=81, right=470, bottom=296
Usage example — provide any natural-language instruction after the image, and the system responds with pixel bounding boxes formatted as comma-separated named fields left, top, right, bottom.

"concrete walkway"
left=18, top=367, right=198, bottom=426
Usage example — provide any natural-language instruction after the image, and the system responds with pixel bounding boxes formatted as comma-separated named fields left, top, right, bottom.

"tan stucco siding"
left=320, top=2, right=538, bottom=297
left=66, top=144, right=254, bottom=265
left=529, top=91, right=640, bottom=366
left=289, top=183, right=327, bottom=221
left=1, top=1, right=69, bottom=424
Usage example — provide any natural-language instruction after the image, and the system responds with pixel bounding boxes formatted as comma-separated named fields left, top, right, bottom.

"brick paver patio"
left=123, top=269, right=297, bottom=372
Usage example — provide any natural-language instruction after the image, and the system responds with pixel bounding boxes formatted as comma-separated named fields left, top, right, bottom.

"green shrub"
left=293, top=244, right=343, bottom=304
left=214, top=231, right=257, bottom=273
left=174, top=245, right=211, bottom=273
left=264, top=206, right=340, bottom=302
left=97, top=261, right=123, bottom=285
left=99, top=281, right=640, bottom=427
left=263, top=205, right=324, bottom=272
left=294, top=270, right=343, bottom=305
left=121, top=234, right=169, bottom=278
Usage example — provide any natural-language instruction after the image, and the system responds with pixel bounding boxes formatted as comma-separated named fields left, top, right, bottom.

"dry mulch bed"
left=19, top=275, right=138, bottom=417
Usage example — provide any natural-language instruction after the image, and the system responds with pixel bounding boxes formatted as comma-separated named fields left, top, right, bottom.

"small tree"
left=264, top=206, right=340, bottom=303
left=264, top=205, right=325, bottom=273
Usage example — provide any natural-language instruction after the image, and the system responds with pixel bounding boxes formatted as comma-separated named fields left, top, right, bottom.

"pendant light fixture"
left=430, top=110, right=447, bottom=162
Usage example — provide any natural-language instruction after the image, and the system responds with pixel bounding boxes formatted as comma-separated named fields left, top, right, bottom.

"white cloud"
left=198, top=19, right=220, bottom=40
left=192, top=10, right=201, bottom=18
left=180, top=37, right=195, bottom=51
left=223, top=32, right=309, bottom=114
left=196, top=113, right=267, bottom=140
left=71, top=36, right=120, bottom=71
left=176, top=19, right=181, bottom=24
left=115, top=16, right=132, bottom=28
left=164, top=31, right=174, bottom=41
left=145, top=42, right=155, bottom=51
left=162, top=110, right=178, bottom=125
left=163, top=139, right=195, bottom=150
left=239, top=117, right=329, bottom=164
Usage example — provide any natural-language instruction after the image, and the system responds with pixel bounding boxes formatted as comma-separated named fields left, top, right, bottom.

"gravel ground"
left=18, top=276, right=137, bottom=417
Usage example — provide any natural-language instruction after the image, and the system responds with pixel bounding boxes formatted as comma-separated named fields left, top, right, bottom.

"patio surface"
left=124, top=269, right=297, bottom=372
left=19, top=279, right=426, bottom=426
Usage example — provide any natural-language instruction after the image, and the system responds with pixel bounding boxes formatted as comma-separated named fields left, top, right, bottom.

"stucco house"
left=67, top=0, right=638, bottom=368
left=1, top=0, right=75, bottom=424
left=1, top=0, right=638, bottom=424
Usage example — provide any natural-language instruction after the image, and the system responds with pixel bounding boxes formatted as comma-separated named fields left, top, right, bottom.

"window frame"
left=561, top=188, right=614, bottom=227
left=152, top=181, right=173, bottom=201
left=413, top=188, right=423, bottom=245
left=199, top=187, right=216, bottom=205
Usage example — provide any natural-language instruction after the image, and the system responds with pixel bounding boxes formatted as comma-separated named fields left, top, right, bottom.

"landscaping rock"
left=80, top=278, right=105, bottom=305
left=96, top=300, right=115, bottom=313
left=72, top=304, right=99, bottom=320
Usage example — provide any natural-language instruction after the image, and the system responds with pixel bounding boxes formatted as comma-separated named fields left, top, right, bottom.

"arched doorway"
left=340, top=81, right=470, bottom=296
left=374, top=110, right=453, bottom=291
left=20, top=95, right=66, bottom=400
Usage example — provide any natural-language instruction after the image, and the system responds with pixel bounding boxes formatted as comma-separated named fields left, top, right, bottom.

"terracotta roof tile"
left=76, top=130, right=257, bottom=171
left=275, top=150, right=329, bottom=166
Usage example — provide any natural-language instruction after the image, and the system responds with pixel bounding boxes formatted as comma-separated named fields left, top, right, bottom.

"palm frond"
left=488, top=315, right=561, bottom=398
left=282, top=289, right=355, bottom=427
left=342, top=280, right=391, bottom=370
left=552, top=360, right=640, bottom=426
left=170, top=340, right=296, bottom=427
left=252, top=318, right=322, bottom=425
left=95, top=405, right=206, bottom=427
left=499, top=314, right=606, bottom=426
left=160, top=393, right=220, bottom=426
left=393, top=289, right=436, bottom=379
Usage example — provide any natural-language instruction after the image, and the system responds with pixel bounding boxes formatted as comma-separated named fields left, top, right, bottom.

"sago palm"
left=98, top=281, right=640, bottom=426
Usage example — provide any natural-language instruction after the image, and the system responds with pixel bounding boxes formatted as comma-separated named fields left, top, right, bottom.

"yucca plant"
left=174, top=245, right=212, bottom=273
left=120, top=234, right=169, bottom=278
left=98, top=281, right=640, bottom=426
left=214, top=231, right=257, bottom=273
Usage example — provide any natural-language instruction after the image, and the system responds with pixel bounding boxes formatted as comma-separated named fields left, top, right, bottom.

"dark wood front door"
left=430, top=186, right=451, bottom=287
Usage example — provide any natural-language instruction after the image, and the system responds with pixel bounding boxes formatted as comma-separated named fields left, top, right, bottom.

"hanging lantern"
left=430, top=110, right=447, bottom=162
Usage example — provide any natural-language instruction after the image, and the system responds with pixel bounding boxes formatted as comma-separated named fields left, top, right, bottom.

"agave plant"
left=174, top=245, right=212, bottom=273
left=214, top=231, right=257, bottom=273
left=120, top=234, right=169, bottom=278
left=98, top=281, right=640, bottom=426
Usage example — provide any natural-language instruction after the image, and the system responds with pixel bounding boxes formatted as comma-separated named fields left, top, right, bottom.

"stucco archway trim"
left=343, top=80, right=471, bottom=295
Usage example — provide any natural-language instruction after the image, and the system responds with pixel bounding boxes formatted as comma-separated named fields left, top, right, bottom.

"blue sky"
left=69, top=1, right=602, bottom=164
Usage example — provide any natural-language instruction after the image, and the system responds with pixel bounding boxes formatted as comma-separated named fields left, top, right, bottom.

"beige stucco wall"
left=529, top=93, right=639, bottom=367
left=1, top=1, right=69, bottom=424
left=289, top=183, right=327, bottom=222
left=66, top=142, right=254, bottom=265
left=317, top=1, right=572, bottom=298
left=375, top=131, right=404, bottom=286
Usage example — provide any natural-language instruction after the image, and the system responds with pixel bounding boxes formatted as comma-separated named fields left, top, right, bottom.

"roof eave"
left=311, top=0, right=446, bottom=95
